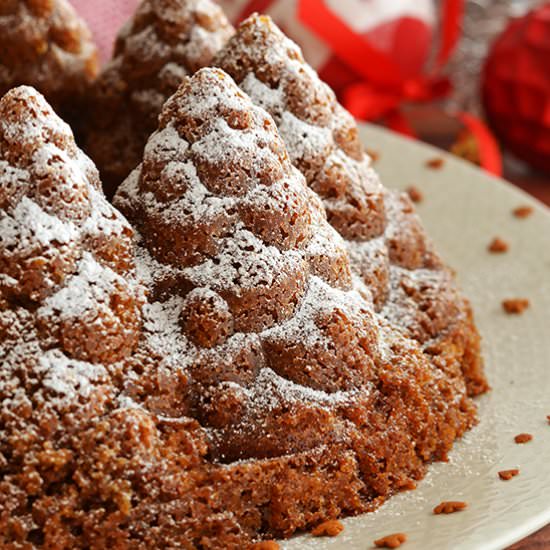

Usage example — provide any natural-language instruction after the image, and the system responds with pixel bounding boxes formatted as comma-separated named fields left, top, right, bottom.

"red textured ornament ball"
left=482, top=3, right=550, bottom=173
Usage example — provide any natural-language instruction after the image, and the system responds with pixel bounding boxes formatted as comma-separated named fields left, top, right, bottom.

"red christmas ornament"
left=482, top=3, right=550, bottom=173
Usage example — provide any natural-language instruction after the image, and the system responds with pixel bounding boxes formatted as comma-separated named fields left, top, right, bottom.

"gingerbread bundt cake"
left=1, top=66, right=483, bottom=547
left=0, top=0, right=98, bottom=116
left=82, top=0, right=235, bottom=197
left=214, top=14, right=488, bottom=397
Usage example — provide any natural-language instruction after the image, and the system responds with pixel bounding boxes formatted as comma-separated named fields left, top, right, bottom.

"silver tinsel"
left=443, top=0, right=543, bottom=115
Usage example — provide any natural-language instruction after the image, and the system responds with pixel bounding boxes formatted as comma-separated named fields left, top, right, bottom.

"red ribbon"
left=298, top=0, right=464, bottom=122
left=237, top=0, right=462, bottom=121
left=342, top=77, right=452, bottom=122
left=437, top=0, right=464, bottom=68
left=296, top=0, right=501, bottom=174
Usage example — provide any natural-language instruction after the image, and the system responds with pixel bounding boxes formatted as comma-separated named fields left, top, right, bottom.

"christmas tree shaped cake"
left=0, top=0, right=98, bottom=115
left=0, top=85, right=147, bottom=546
left=82, top=0, right=235, bottom=197
left=214, top=14, right=487, bottom=396
left=114, top=68, right=480, bottom=543
left=0, top=70, right=483, bottom=547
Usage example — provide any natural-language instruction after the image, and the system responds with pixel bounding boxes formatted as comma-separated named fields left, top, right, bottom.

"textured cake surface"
left=82, top=0, right=235, bottom=197
left=0, top=0, right=98, bottom=114
left=0, top=64, right=485, bottom=548
left=0, top=4, right=488, bottom=547
left=214, top=14, right=488, bottom=397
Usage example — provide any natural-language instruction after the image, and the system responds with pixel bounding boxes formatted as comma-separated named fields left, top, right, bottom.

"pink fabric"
left=69, top=0, right=140, bottom=62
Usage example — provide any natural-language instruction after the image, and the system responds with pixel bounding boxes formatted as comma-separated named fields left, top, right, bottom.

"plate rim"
left=361, top=121, right=550, bottom=215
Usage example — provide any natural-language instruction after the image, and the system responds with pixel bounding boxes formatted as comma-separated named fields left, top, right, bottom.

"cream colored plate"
left=285, top=124, right=550, bottom=550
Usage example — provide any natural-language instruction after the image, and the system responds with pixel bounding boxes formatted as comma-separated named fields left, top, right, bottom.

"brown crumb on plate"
left=366, top=149, right=380, bottom=163
left=502, top=299, right=530, bottom=314
left=547, top=415, right=550, bottom=425
left=513, top=205, right=534, bottom=218
left=488, top=237, right=509, bottom=253
left=433, top=501, right=468, bottom=514
left=374, top=533, right=407, bottom=548
left=425, top=157, right=444, bottom=170
left=406, top=186, right=423, bottom=203
left=498, top=469, right=520, bottom=480
left=311, top=519, right=344, bottom=537
left=514, top=433, right=533, bottom=444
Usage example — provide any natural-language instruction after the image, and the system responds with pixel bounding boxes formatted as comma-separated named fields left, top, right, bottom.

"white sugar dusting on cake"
left=38, top=253, right=125, bottom=320
left=0, top=196, right=78, bottom=249
left=141, top=296, right=193, bottom=369
left=0, top=86, right=143, bottom=409
left=37, top=350, right=108, bottom=399
left=246, top=366, right=361, bottom=412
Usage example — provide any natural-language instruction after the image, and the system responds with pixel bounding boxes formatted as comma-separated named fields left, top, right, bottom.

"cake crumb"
left=547, top=415, right=550, bottom=425
left=374, top=533, right=407, bottom=548
left=251, top=541, right=280, bottom=549
left=433, top=501, right=467, bottom=514
left=488, top=237, right=509, bottom=253
left=513, top=205, right=534, bottom=218
left=502, top=299, right=530, bottom=314
left=311, top=519, right=344, bottom=537
left=366, top=149, right=380, bottom=163
left=499, top=469, right=519, bottom=480
left=406, top=186, right=423, bottom=203
left=425, top=157, right=444, bottom=170
left=514, top=433, right=533, bottom=444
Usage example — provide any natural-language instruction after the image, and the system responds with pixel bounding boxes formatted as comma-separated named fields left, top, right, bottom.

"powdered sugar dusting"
left=278, top=110, right=333, bottom=164
left=240, top=72, right=285, bottom=116
left=38, top=253, right=125, bottom=320
left=144, top=124, right=190, bottom=165
left=141, top=296, right=193, bottom=369
left=0, top=196, right=78, bottom=249
left=1, top=86, right=143, bottom=409
left=191, top=116, right=279, bottom=170
left=84, top=185, right=132, bottom=238
left=184, top=228, right=303, bottom=291
left=250, top=366, right=360, bottom=411
left=264, top=275, right=374, bottom=349
left=37, top=349, right=108, bottom=399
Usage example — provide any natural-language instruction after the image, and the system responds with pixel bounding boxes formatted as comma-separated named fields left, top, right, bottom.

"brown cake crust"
left=1, top=73, right=484, bottom=549
left=214, top=14, right=488, bottom=397
left=82, top=0, right=234, bottom=197
left=0, top=0, right=98, bottom=117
